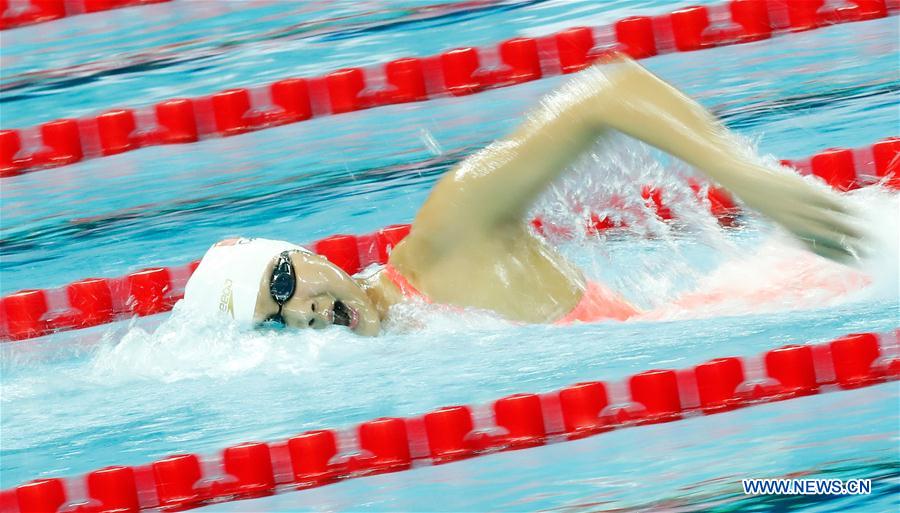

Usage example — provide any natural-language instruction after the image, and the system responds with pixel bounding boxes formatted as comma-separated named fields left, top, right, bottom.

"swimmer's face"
left=253, top=252, right=381, bottom=336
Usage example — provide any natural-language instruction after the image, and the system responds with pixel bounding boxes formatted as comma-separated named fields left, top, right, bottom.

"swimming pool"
left=1, top=0, right=898, bottom=511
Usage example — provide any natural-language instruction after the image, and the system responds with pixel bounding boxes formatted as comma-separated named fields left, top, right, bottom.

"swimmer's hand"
left=712, top=161, right=864, bottom=262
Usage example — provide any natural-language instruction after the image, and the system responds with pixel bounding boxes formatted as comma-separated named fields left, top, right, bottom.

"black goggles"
left=268, top=251, right=297, bottom=323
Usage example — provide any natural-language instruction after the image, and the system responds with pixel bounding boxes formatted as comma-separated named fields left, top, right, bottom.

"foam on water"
left=653, top=177, right=900, bottom=320
left=537, top=135, right=899, bottom=319
left=639, top=186, right=898, bottom=322
left=849, top=185, right=900, bottom=300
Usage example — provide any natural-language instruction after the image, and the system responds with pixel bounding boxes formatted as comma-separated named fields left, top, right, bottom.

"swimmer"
left=183, top=56, right=864, bottom=336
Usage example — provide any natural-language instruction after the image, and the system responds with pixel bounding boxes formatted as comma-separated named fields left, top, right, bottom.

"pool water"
left=1, top=1, right=898, bottom=512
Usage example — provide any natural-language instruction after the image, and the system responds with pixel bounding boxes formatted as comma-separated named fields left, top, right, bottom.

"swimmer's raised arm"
left=407, top=56, right=862, bottom=263
left=575, top=58, right=864, bottom=262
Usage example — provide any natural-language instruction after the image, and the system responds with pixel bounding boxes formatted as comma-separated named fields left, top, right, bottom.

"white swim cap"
left=183, top=238, right=310, bottom=325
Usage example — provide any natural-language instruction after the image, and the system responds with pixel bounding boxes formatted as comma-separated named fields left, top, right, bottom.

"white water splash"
left=534, top=135, right=898, bottom=320
left=847, top=185, right=900, bottom=303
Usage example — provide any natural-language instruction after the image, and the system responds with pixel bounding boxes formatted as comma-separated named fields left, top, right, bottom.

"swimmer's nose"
left=321, top=305, right=335, bottom=324
left=281, top=300, right=333, bottom=329
left=306, top=303, right=334, bottom=328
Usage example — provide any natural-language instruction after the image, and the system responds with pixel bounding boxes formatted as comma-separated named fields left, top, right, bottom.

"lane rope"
left=1, top=137, right=896, bottom=342
left=0, top=330, right=896, bottom=513
left=0, top=0, right=170, bottom=30
left=1, top=0, right=896, bottom=177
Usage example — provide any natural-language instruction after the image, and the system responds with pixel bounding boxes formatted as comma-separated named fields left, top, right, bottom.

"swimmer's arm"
left=573, top=58, right=864, bottom=261
left=408, top=57, right=862, bottom=263
left=406, top=69, right=608, bottom=260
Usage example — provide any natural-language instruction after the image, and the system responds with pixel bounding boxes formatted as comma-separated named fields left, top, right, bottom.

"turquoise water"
left=1, top=1, right=899, bottom=512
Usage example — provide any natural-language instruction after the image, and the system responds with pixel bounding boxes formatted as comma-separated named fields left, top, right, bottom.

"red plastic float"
left=222, top=443, right=276, bottom=497
left=1, top=119, right=86, bottom=177
left=830, top=333, right=884, bottom=388
left=384, top=58, right=428, bottom=103
left=126, top=267, right=172, bottom=316
left=695, top=357, right=746, bottom=412
left=558, top=381, right=609, bottom=436
left=440, top=47, right=483, bottom=96
left=1, top=330, right=894, bottom=513
left=152, top=454, right=204, bottom=509
left=154, top=99, right=199, bottom=143
left=66, top=277, right=114, bottom=328
left=87, top=466, right=141, bottom=513
left=671, top=5, right=714, bottom=51
left=493, top=393, right=546, bottom=448
left=314, top=235, right=362, bottom=275
left=764, top=344, right=819, bottom=396
left=787, top=0, right=890, bottom=30
left=423, top=406, right=476, bottom=463
left=14, top=479, right=66, bottom=513
left=729, top=0, right=772, bottom=41
left=811, top=148, right=857, bottom=190
left=36, top=119, right=83, bottom=165
left=629, top=369, right=682, bottom=422
left=326, top=68, right=369, bottom=114
left=872, top=136, right=899, bottom=187
left=211, top=89, right=254, bottom=136
left=498, top=37, right=542, bottom=83
left=1, top=289, right=48, bottom=340
left=0, top=129, right=23, bottom=176
left=669, top=1, right=779, bottom=52
left=554, top=27, right=597, bottom=73
left=358, top=418, right=412, bottom=471
left=614, top=17, right=657, bottom=59
left=96, top=109, right=139, bottom=155
left=1, top=0, right=65, bottom=30
left=270, top=78, right=313, bottom=124
left=287, top=430, right=338, bottom=483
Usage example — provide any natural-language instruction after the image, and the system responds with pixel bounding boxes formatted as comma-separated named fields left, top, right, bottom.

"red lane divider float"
left=0, top=0, right=170, bottom=30
left=1, top=137, right=898, bottom=342
left=0, top=330, right=896, bottom=513
left=1, top=0, right=896, bottom=177
left=782, top=137, right=900, bottom=190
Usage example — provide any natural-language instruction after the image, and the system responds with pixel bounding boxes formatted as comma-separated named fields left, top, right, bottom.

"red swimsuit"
left=382, top=264, right=639, bottom=324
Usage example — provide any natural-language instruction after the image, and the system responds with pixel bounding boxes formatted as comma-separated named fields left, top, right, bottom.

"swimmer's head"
left=183, top=238, right=381, bottom=336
